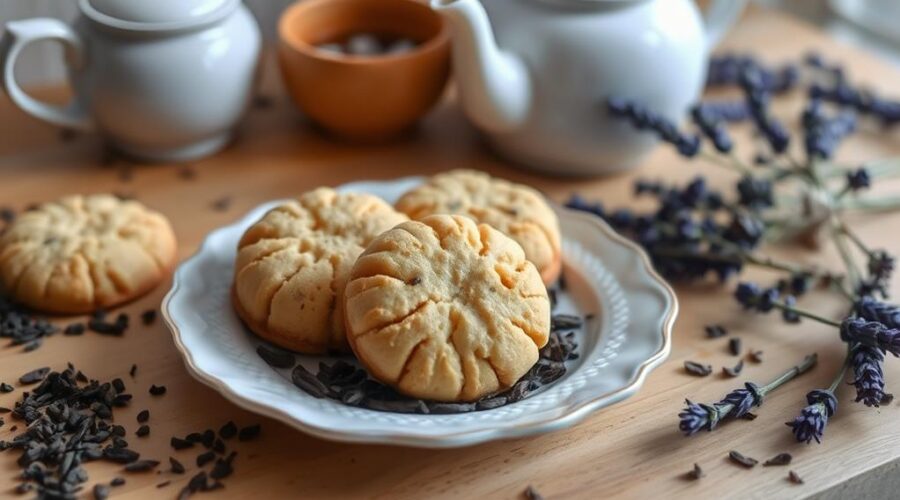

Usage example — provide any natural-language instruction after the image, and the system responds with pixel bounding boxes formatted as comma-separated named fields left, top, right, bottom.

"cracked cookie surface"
left=0, top=194, right=176, bottom=314
left=233, top=188, right=408, bottom=354
left=345, top=214, right=550, bottom=402
left=395, top=169, right=562, bottom=285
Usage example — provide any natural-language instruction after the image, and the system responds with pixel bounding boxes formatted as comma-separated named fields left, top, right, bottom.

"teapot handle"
left=0, top=18, right=93, bottom=131
left=700, top=0, right=747, bottom=51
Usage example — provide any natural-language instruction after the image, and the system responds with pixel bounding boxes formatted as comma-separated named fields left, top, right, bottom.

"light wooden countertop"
left=1, top=8, right=900, bottom=499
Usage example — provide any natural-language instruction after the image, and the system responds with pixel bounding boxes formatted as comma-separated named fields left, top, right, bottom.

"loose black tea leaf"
left=749, top=350, right=764, bottom=363
left=524, top=485, right=544, bottom=500
left=723, top=360, right=744, bottom=377
left=129, top=364, right=138, bottom=378
left=124, top=459, right=160, bottom=472
left=788, top=470, right=804, bottom=484
left=742, top=412, right=758, bottom=420
left=729, top=450, right=758, bottom=468
left=171, top=437, right=194, bottom=450
left=157, top=480, right=172, bottom=488
left=257, top=345, right=295, bottom=369
left=137, top=409, right=150, bottom=423
left=551, top=314, right=582, bottom=331
left=141, top=310, right=157, bottom=325
left=19, top=367, right=49, bottom=384
left=0, top=382, right=13, bottom=392
left=64, top=323, right=85, bottom=336
left=170, top=457, right=186, bottom=474
left=685, top=463, right=704, bottom=480
left=213, top=438, right=226, bottom=454
left=881, top=393, right=894, bottom=405
left=110, top=477, right=126, bottom=487
left=149, top=384, right=167, bottom=396
left=705, top=324, right=727, bottom=338
left=729, top=337, right=742, bottom=356
left=219, top=421, right=237, bottom=440
left=684, top=361, right=713, bottom=377
left=197, top=451, right=216, bottom=467
left=292, top=364, right=329, bottom=398
left=238, top=424, right=261, bottom=441
left=104, top=447, right=140, bottom=464
left=210, top=459, right=233, bottom=480
left=764, top=453, right=792, bottom=466
left=178, top=165, right=197, bottom=180
left=136, top=425, right=150, bottom=437
left=201, top=429, right=215, bottom=448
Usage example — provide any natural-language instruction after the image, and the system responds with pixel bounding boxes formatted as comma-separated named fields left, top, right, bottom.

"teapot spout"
left=431, top=0, right=531, bottom=133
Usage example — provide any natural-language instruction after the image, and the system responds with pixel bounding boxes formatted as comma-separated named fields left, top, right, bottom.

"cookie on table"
left=344, top=214, right=550, bottom=402
left=394, top=169, right=562, bottom=286
left=233, top=187, right=408, bottom=354
left=0, top=194, right=177, bottom=314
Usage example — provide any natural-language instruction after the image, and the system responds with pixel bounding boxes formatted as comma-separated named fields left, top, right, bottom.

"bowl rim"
left=277, top=0, right=450, bottom=65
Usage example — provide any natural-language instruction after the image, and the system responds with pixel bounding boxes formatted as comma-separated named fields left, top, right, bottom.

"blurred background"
left=2, top=0, right=900, bottom=87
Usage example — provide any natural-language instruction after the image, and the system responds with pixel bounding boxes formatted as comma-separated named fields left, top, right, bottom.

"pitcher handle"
left=0, top=18, right=93, bottom=130
left=701, top=0, right=747, bottom=51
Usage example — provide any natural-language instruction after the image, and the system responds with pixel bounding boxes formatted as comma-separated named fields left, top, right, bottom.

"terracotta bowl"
left=278, top=0, right=451, bottom=141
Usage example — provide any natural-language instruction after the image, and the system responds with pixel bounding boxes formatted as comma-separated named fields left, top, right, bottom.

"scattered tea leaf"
left=705, top=324, right=727, bottom=338
left=788, top=470, right=804, bottom=484
left=124, top=459, right=160, bottom=472
left=723, top=360, right=744, bottom=377
left=729, top=337, right=742, bottom=356
left=256, top=345, right=295, bottom=369
left=764, top=453, right=792, bottom=466
left=684, top=361, right=713, bottom=377
left=219, top=421, right=237, bottom=440
left=238, top=424, right=261, bottom=441
left=149, top=384, right=166, bottom=396
left=170, top=457, right=186, bottom=474
left=749, top=350, right=764, bottom=363
left=729, top=450, right=758, bottom=468
left=524, top=485, right=544, bottom=500
left=685, top=463, right=704, bottom=480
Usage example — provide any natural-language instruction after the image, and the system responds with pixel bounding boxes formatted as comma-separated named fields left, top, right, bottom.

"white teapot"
left=0, top=0, right=261, bottom=162
left=432, top=0, right=746, bottom=176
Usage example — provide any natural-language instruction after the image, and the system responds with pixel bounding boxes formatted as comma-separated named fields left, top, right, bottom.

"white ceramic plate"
left=162, top=176, right=677, bottom=448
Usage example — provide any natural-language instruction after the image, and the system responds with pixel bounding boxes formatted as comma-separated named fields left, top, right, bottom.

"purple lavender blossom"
left=679, top=400, right=718, bottom=435
left=720, top=383, right=763, bottom=418
left=787, top=390, right=837, bottom=444
left=840, top=318, right=900, bottom=356
left=855, top=297, right=900, bottom=328
left=850, top=346, right=886, bottom=407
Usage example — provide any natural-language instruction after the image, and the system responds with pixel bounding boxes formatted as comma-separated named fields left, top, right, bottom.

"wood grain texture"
left=1, top=8, right=900, bottom=499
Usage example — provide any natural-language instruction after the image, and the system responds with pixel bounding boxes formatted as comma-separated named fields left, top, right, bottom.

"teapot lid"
left=81, top=0, right=238, bottom=31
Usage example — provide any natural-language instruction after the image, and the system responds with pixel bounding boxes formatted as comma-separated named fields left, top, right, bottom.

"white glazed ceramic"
left=432, top=0, right=746, bottom=176
left=0, top=0, right=261, bottom=162
left=162, top=177, right=678, bottom=448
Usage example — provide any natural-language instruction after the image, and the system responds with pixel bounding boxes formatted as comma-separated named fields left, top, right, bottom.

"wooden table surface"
left=2, top=8, right=900, bottom=499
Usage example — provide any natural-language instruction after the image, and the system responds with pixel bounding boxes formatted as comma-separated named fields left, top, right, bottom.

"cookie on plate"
left=394, top=169, right=562, bottom=286
left=344, top=214, right=550, bottom=402
left=0, top=194, right=177, bottom=314
left=233, top=187, right=408, bottom=354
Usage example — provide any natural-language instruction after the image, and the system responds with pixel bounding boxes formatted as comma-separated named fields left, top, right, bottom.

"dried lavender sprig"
left=855, top=297, right=900, bottom=328
left=787, top=350, right=849, bottom=444
left=849, top=345, right=886, bottom=407
left=679, top=354, right=817, bottom=436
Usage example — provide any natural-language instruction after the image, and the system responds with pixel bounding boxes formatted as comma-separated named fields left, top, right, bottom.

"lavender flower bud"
left=840, top=318, right=900, bottom=356
left=868, top=250, right=895, bottom=285
left=850, top=346, right=886, bottom=407
left=678, top=400, right=720, bottom=435
left=786, top=390, right=837, bottom=444
left=855, top=297, right=900, bottom=328
left=719, top=382, right=763, bottom=418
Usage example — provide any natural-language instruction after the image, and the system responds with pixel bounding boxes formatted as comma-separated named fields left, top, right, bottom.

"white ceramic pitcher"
left=432, top=0, right=747, bottom=176
left=0, top=0, right=261, bottom=162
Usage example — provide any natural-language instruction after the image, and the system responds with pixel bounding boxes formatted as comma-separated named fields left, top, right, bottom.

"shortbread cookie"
left=0, top=194, right=176, bottom=314
left=395, top=169, right=562, bottom=285
left=345, top=214, right=550, bottom=402
left=233, top=188, right=407, bottom=354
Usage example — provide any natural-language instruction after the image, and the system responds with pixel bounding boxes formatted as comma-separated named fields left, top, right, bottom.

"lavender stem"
left=761, top=354, right=819, bottom=395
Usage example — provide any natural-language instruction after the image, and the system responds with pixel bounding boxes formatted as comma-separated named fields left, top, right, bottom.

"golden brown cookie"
left=395, top=169, right=562, bottom=285
left=344, top=214, right=550, bottom=402
left=233, top=188, right=408, bottom=354
left=0, top=194, right=176, bottom=314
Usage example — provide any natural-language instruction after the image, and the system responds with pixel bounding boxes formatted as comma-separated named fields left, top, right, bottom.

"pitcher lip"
left=79, top=0, right=239, bottom=33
